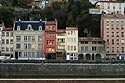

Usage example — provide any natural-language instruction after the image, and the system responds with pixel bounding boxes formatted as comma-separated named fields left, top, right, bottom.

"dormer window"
left=27, top=24, right=32, bottom=30
left=17, top=26, right=20, bottom=31
left=39, top=26, right=42, bottom=31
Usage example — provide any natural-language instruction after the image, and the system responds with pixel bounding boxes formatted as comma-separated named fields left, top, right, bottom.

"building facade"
left=13, top=20, right=44, bottom=59
left=65, top=27, right=78, bottom=60
left=56, top=29, right=66, bottom=60
left=101, top=14, right=125, bottom=60
left=89, top=1, right=125, bottom=14
left=0, top=23, right=3, bottom=56
left=78, top=37, right=106, bottom=61
left=2, top=27, right=13, bottom=57
left=44, top=21, right=57, bottom=59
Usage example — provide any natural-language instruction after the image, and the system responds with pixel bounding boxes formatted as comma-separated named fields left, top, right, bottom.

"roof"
left=66, top=27, right=78, bottom=30
left=45, top=21, right=57, bottom=25
left=78, top=37, right=105, bottom=42
left=57, top=29, right=66, bottom=33
left=14, top=21, right=45, bottom=30
left=102, top=14, right=125, bottom=19
left=3, top=27, right=13, bottom=31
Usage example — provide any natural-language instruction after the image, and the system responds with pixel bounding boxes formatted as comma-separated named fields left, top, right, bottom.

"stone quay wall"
left=0, top=63, right=125, bottom=78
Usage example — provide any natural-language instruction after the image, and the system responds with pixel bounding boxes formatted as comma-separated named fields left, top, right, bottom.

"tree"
left=0, top=6, right=14, bottom=27
left=66, top=14, right=76, bottom=27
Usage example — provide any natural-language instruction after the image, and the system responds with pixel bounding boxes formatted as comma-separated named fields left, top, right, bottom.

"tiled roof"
left=14, top=21, right=45, bottom=30
left=66, top=27, right=78, bottom=30
left=57, top=29, right=66, bottom=33
left=78, top=37, right=105, bottom=42
left=3, top=27, right=13, bottom=31
left=103, top=14, right=125, bottom=18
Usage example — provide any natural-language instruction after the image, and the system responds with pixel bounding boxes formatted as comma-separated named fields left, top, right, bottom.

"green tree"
left=0, top=6, right=14, bottom=27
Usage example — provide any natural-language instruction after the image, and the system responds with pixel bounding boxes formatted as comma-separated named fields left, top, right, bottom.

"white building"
left=2, top=27, right=13, bottom=57
left=65, top=27, right=78, bottom=60
left=89, top=1, right=125, bottom=14
left=13, top=20, right=44, bottom=59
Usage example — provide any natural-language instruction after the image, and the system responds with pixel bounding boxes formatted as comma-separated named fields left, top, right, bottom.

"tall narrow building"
left=44, top=21, right=57, bottom=59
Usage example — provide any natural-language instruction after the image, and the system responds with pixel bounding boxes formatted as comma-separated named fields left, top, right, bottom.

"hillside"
left=0, top=0, right=100, bottom=37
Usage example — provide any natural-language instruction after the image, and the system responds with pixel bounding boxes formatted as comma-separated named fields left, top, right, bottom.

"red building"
left=44, top=21, right=57, bottom=59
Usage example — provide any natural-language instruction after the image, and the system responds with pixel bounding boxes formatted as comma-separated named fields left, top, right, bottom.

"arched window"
left=27, top=24, right=32, bottom=30
left=17, top=26, right=20, bottom=31
left=39, top=26, right=42, bottom=31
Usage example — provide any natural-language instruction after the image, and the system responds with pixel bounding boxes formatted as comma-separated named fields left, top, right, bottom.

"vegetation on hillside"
left=0, top=0, right=100, bottom=37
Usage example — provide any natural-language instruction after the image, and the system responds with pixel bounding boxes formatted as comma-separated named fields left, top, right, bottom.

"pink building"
left=101, top=14, right=125, bottom=60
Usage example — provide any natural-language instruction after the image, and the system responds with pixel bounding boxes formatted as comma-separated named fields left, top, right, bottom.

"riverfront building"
left=78, top=37, right=106, bottom=61
left=65, top=27, right=78, bottom=60
left=13, top=20, right=44, bottom=59
left=2, top=27, right=13, bottom=57
left=56, top=29, right=66, bottom=60
left=44, top=21, right=57, bottom=59
left=101, top=14, right=125, bottom=60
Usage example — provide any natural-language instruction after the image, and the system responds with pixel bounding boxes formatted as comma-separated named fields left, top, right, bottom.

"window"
left=47, top=47, right=54, bottom=52
left=107, top=32, right=109, bottom=37
left=71, top=46, right=73, bottom=51
left=32, top=36, right=35, bottom=42
left=112, top=39, right=114, bottom=45
left=74, top=46, right=76, bottom=51
left=111, top=24, right=114, bottom=30
left=32, top=44, right=35, bottom=49
left=121, top=32, right=124, bottom=37
left=39, top=26, right=42, bottom=31
left=38, top=36, right=42, bottom=42
left=2, top=39, right=4, bottom=44
left=17, top=26, right=20, bottom=31
left=38, top=44, right=42, bottom=49
left=106, top=19, right=109, bottom=23
left=24, top=52, right=27, bottom=57
left=121, top=39, right=124, bottom=44
left=107, top=39, right=109, bottom=44
left=10, top=32, right=13, bottom=36
left=6, top=39, right=9, bottom=44
left=47, top=40, right=54, bottom=45
left=111, top=19, right=114, bottom=22
left=6, top=32, right=9, bottom=36
left=121, top=24, right=124, bottom=30
left=2, top=47, right=4, bottom=51
left=116, top=32, right=119, bottom=37
left=68, top=45, right=70, bottom=50
left=32, top=52, right=35, bottom=57
left=6, top=47, right=9, bottom=52
left=16, top=44, right=21, bottom=49
left=58, top=45, right=65, bottom=50
left=24, top=44, right=27, bottom=49
left=107, top=24, right=109, bottom=30
left=28, top=36, right=31, bottom=42
left=28, top=44, right=31, bottom=49
left=92, top=47, right=96, bottom=51
left=116, top=39, right=119, bottom=45
left=122, top=47, right=124, bottom=53
left=27, top=24, right=32, bottom=30
left=10, top=48, right=13, bottom=51
left=2, top=32, right=5, bottom=36
left=112, top=32, right=114, bottom=37
left=16, top=36, right=21, bottom=42
left=24, top=36, right=27, bottom=42
left=10, top=39, right=13, bottom=44
left=121, top=19, right=124, bottom=22
left=116, top=19, right=119, bottom=22
left=117, top=47, right=119, bottom=53
left=112, top=47, right=114, bottom=53
left=116, top=24, right=119, bottom=30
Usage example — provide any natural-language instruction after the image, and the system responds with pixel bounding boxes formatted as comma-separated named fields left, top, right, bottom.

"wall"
left=0, top=63, right=125, bottom=78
